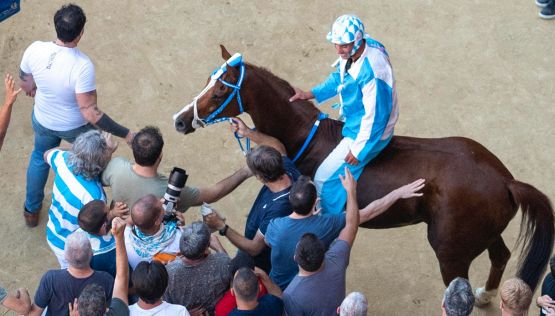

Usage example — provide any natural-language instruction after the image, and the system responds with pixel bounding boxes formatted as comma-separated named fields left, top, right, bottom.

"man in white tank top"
left=19, top=4, right=135, bottom=227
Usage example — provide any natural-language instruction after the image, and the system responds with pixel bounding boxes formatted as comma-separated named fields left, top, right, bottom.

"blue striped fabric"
left=76, top=228, right=115, bottom=256
left=46, top=150, right=106, bottom=252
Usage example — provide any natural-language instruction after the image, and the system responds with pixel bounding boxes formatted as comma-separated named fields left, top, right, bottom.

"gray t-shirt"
left=163, top=253, right=231, bottom=315
left=106, top=298, right=128, bottom=316
left=101, top=157, right=199, bottom=211
left=283, top=239, right=351, bottom=316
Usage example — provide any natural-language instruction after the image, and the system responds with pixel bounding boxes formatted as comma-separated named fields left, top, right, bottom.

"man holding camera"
left=124, top=194, right=185, bottom=269
left=102, top=126, right=251, bottom=212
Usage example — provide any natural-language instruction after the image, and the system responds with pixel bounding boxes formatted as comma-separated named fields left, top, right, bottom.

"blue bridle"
left=180, top=53, right=327, bottom=159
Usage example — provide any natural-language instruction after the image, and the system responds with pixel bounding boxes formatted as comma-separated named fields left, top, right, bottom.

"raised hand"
left=229, top=117, right=250, bottom=138
left=4, top=73, right=22, bottom=106
left=339, top=167, right=357, bottom=193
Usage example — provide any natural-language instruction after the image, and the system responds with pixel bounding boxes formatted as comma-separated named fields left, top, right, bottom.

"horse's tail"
left=508, top=180, right=554, bottom=291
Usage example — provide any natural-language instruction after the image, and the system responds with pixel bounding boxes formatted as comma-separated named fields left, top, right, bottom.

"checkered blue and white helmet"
left=326, top=14, right=365, bottom=56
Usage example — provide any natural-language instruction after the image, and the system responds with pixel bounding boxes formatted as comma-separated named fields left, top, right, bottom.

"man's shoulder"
left=91, top=270, right=115, bottom=283
left=106, top=156, right=132, bottom=171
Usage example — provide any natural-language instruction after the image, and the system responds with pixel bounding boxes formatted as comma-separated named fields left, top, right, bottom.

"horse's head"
left=174, top=45, right=246, bottom=134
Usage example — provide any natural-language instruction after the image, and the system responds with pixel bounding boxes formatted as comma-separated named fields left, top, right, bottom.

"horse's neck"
left=244, top=71, right=319, bottom=155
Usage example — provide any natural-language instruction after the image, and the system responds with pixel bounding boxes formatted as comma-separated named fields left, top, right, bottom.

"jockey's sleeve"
left=350, top=77, right=391, bottom=160
left=311, top=71, right=340, bottom=104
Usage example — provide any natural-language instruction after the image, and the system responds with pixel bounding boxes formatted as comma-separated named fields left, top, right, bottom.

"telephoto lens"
left=162, top=167, right=188, bottom=222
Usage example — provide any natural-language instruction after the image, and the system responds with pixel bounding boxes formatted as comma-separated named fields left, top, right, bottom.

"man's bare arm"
left=76, top=91, right=133, bottom=143
left=0, top=74, right=22, bottom=150
left=337, top=168, right=359, bottom=247
left=230, top=117, right=287, bottom=155
left=19, top=69, right=36, bottom=97
left=359, top=179, right=425, bottom=224
left=195, top=165, right=252, bottom=206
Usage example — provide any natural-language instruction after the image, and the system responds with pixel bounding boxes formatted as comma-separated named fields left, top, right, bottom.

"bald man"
left=124, top=194, right=183, bottom=269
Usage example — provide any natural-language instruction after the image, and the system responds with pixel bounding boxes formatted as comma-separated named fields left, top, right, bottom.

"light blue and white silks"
left=312, top=36, right=399, bottom=214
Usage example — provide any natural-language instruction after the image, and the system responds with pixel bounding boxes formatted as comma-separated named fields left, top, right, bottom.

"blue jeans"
left=25, top=113, right=94, bottom=213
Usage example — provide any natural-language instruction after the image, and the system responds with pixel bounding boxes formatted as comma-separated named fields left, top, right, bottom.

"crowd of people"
left=0, top=3, right=552, bottom=316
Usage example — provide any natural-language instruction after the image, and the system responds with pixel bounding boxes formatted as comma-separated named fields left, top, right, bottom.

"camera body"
left=162, top=167, right=188, bottom=223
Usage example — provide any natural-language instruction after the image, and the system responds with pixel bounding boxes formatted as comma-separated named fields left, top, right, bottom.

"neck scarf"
left=131, top=221, right=178, bottom=259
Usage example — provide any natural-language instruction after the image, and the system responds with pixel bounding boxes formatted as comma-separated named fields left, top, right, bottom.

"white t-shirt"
left=124, top=225, right=182, bottom=270
left=20, top=41, right=96, bottom=131
left=129, top=301, right=190, bottom=316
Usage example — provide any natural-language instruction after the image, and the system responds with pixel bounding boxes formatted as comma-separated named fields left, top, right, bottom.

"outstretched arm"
left=230, top=117, right=286, bottom=155
left=359, top=179, right=425, bottom=224
left=0, top=74, right=22, bottom=150
left=204, top=212, right=266, bottom=256
left=195, top=165, right=252, bottom=205
left=337, top=168, right=359, bottom=247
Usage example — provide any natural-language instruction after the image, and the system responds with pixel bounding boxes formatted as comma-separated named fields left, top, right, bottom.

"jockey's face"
left=335, top=42, right=354, bottom=60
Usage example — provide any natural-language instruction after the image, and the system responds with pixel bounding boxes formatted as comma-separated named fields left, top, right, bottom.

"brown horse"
left=173, top=45, right=554, bottom=304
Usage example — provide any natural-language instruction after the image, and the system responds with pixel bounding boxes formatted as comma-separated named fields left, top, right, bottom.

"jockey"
left=289, top=14, right=399, bottom=214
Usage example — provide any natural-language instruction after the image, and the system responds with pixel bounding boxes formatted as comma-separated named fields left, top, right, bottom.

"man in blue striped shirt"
left=44, top=130, right=117, bottom=267
left=289, top=14, right=399, bottom=214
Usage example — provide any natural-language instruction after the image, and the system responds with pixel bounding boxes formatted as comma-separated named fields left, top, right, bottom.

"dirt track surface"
left=1, top=0, right=554, bottom=315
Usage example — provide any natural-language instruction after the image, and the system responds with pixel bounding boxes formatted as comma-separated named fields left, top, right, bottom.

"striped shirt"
left=311, top=37, right=399, bottom=161
left=75, top=228, right=115, bottom=256
left=46, top=150, right=106, bottom=252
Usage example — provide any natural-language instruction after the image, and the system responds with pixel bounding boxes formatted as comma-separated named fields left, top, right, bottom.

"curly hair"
left=67, top=130, right=109, bottom=180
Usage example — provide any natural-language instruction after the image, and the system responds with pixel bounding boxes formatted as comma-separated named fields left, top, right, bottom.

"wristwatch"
left=219, top=224, right=229, bottom=236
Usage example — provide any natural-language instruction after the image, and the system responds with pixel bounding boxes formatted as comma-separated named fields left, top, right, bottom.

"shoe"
left=23, top=206, right=39, bottom=227
left=536, top=0, right=550, bottom=7
left=540, top=1, right=555, bottom=19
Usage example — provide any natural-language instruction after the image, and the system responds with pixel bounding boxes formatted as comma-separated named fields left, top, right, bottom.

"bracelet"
left=219, top=224, right=229, bottom=236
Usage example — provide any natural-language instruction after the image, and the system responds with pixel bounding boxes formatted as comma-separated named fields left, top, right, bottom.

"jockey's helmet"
left=326, top=14, right=365, bottom=57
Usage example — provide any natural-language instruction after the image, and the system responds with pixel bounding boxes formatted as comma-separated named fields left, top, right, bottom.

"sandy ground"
left=0, top=0, right=554, bottom=315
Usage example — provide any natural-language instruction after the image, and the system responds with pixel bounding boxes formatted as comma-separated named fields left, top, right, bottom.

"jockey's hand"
left=289, top=87, right=314, bottom=102
left=229, top=117, right=251, bottom=137
left=344, top=151, right=359, bottom=165
left=102, top=131, right=119, bottom=153
left=204, top=212, right=226, bottom=231
left=339, top=167, right=357, bottom=193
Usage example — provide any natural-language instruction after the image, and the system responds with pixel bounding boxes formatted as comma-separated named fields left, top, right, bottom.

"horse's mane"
left=247, top=63, right=317, bottom=110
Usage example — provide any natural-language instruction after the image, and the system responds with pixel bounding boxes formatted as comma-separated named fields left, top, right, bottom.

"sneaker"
left=540, top=1, right=555, bottom=19
left=536, top=0, right=550, bottom=7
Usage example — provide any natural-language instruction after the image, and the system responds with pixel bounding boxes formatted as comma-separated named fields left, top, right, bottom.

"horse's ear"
left=220, top=45, right=232, bottom=60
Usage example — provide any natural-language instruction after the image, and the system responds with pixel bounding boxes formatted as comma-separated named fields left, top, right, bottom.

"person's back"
left=163, top=222, right=231, bottom=313
left=229, top=267, right=283, bottom=316
left=21, top=40, right=92, bottom=130
left=284, top=237, right=350, bottom=316
left=266, top=214, right=344, bottom=289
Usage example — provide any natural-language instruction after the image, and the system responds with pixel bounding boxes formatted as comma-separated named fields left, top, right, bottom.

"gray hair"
left=64, top=231, right=93, bottom=269
left=444, top=277, right=474, bottom=316
left=339, top=292, right=368, bottom=316
left=68, top=130, right=109, bottom=180
left=180, top=221, right=210, bottom=259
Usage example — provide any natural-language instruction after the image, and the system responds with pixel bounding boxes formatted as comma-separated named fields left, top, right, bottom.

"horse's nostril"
left=175, top=120, right=185, bottom=130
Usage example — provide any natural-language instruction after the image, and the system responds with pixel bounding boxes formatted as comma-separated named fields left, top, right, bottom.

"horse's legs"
left=475, top=236, right=511, bottom=306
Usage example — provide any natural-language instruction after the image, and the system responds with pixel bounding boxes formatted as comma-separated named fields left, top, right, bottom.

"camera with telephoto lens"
left=162, top=167, right=188, bottom=223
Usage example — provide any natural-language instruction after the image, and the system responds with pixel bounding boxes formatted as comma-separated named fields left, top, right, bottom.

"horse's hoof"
left=474, top=287, right=497, bottom=307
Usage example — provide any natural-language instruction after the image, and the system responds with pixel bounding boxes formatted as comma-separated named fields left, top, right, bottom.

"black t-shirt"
left=229, top=295, right=284, bottom=316
left=34, top=270, right=114, bottom=316
left=244, top=157, right=300, bottom=272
